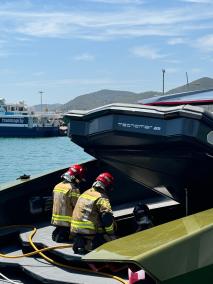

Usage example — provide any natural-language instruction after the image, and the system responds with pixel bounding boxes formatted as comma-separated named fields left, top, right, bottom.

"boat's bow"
left=64, top=103, right=213, bottom=208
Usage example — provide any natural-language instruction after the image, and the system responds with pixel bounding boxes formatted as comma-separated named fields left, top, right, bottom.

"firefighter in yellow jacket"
left=51, top=164, right=86, bottom=242
left=71, top=172, right=116, bottom=254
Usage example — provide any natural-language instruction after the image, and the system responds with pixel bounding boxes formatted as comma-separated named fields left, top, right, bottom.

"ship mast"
left=39, top=90, right=44, bottom=112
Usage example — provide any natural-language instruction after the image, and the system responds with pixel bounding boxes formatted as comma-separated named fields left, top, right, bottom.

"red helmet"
left=68, top=164, right=86, bottom=179
left=96, top=172, right=114, bottom=188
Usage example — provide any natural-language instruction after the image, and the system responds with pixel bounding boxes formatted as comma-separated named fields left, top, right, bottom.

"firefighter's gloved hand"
left=101, top=212, right=114, bottom=227
left=73, top=235, right=88, bottom=255
left=52, top=227, right=59, bottom=241
left=104, top=234, right=116, bottom=242
left=52, top=227, right=70, bottom=243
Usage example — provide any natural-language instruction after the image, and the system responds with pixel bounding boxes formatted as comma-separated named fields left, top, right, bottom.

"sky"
left=0, top=0, right=213, bottom=106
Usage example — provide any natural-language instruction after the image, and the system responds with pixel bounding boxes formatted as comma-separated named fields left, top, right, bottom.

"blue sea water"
left=0, top=137, right=92, bottom=185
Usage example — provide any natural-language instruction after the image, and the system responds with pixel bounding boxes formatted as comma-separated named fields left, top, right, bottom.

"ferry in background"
left=0, top=98, right=65, bottom=137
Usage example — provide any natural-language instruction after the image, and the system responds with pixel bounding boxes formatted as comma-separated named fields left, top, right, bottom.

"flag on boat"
left=128, top=267, right=145, bottom=283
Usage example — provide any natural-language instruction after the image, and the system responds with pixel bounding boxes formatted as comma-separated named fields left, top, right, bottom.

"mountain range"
left=32, top=77, right=213, bottom=112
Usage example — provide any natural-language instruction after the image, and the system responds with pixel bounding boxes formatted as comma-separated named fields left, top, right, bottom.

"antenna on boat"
left=39, top=90, right=44, bottom=112
left=185, top=188, right=189, bottom=216
left=186, top=72, right=189, bottom=90
left=162, top=69, right=166, bottom=95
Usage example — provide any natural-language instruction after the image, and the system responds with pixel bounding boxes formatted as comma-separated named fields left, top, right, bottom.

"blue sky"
left=0, top=0, right=213, bottom=106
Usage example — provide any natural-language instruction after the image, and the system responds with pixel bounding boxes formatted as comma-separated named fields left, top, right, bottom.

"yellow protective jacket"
left=71, top=187, right=115, bottom=236
left=51, top=181, right=80, bottom=227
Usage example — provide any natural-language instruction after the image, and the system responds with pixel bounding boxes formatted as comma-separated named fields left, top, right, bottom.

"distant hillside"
left=60, top=89, right=161, bottom=111
left=31, top=77, right=213, bottom=111
left=166, top=77, right=213, bottom=94
left=31, top=103, right=62, bottom=112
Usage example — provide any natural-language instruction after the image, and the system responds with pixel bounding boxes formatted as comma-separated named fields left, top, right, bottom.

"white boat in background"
left=0, top=98, right=63, bottom=137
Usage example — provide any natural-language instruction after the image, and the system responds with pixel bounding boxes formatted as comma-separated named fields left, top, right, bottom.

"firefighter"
left=71, top=172, right=116, bottom=255
left=133, top=201, right=153, bottom=232
left=51, top=164, right=86, bottom=243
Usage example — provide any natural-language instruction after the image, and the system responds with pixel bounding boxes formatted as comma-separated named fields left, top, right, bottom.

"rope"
left=0, top=225, right=128, bottom=284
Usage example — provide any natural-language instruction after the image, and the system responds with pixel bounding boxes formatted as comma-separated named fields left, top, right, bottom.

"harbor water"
left=0, top=137, right=92, bottom=185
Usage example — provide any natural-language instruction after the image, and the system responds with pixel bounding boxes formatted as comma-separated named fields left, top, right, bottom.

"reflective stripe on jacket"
left=51, top=181, right=80, bottom=227
left=71, top=187, right=115, bottom=235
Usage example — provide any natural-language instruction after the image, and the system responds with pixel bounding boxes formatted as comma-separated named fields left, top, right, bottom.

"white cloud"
left=14, top=77, right=148, bottom=88
left=73, top=53, right=95, bottom=61
left=83, top=0, right=144, bottom=3
left=165, top=68, right=179, bottom=74
left=0, top=68, right=15, bottom=75
left=0, top=5, right=212, bottom=41
left=15, top=37, right=34, bottom=42
left=32, top=71, right=45, bottom=77
left=181, top=0, right=212, bottom=3
left=131, top=46, right=166, bottom=59
left=0, top=2, right=212, bottom=44
left=191, top=68, right=202, bottom=73
left=167, top=37, right=185, bottom=45
left=15, top=78, right=114, bottom=87
left=16, top=18, right=70, bottom=37
left=105, top=27, right=175, bottom=38
left=164, top=59, right=181, bottom=64
left=0, top=10, right=177, bottom=40
left=197, top=34, right=213, bottom=51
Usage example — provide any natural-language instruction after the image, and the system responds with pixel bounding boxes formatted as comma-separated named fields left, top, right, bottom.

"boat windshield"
left=141, top=89, right=213, bottom=108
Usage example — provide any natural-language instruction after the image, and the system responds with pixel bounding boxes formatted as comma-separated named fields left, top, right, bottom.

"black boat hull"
left=0, top=125, right=60, bottom=137
left=64, top=103, right=213, bottom=208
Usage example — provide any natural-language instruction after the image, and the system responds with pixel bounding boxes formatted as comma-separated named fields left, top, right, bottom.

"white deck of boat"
left=0, top=197, right=178, bottom=283
left=113, top=197, right=179, bottom=217
left=20, top=224, right=81, bottom=261
left=0, top=247, right=120, bottom=283
left=0, top=226, right=127, bottom=284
